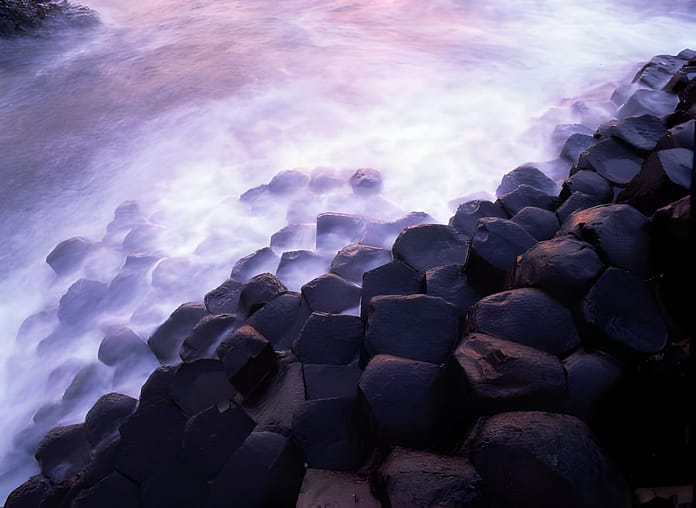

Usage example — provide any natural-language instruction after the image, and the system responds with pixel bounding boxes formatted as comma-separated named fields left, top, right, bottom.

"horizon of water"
left=1, top=0, right=695, bottom=502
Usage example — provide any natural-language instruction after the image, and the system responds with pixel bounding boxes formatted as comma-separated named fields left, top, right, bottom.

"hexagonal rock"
left=364, top=294, right=459, bottom=365
left=559, top=169, right=614, bottom=203
left=392, top=224, right=469, bottom=272
left=270, top=223, right=316, bottom=251
left=616, top=89, right=679, bottom=120
left=292, top=397, right=371, bottom=471
left=633, top=54, right=689, bottom=89
left=217, top=325, right=277, bottom=395
left=85, top=393, right=137, bottom=447
left=467, top=217, right=537, bottom=295
left=360, top=261, right=422, bottom=318
left=496, top=165, right=559, bottom=197
left=237, top=272, right=287, bottom=318
left=204, top=278, right=243, bottom=315
left=376, top=448, right=484, bottom=508
left=293, top=312, right=363, bottom=365
left=207, top=432, right=305, bottom=508
left=358, top=355, right=449, bottom=448
left=361, top=211, right=435, bottom=249
left=137, top=365, right=178, bottom=408
left=425, top=264, right=481, bottom=314
left=468, top=411, right=631, bottom=508
left=46, top=236, right=92, bottom=276
left=181, top=401, right=256, bottom=479
left=301, top=273, right=361, bottom=314
left=302, top=363, right=362, bottom=400
left=583, top=268, right=668, bottom=355
left=496, top=185, right=558, bottom=217
left=559, top=204, right=652, bottom=276
left=329, top=243, right=392, bottom=284
left=575, top=138, right=644, bottom=186
left=98, top=327, right=152, bottom=367
left=35, top=424, right=91, bottom=483
left=245, top=291, right=310, bottom=351
left=617, top=148, right=692, bottom=215
left=180, top=313, right=238, bottom=362
left=4, top=475, right=50, bottom=508
left=70, top=472, right=139, bottom=508
left=509, top=206, right=560, bottom=241
left=230, top=247, right=279, bottom=282
left=656, top=119, right=694, bottom=151
left=607, top=114, right=665, bottom=155
left=453, top=334, right=566, bottom=414
left=316, top=212, right=367, bottom=252
left=449, top=200, right=507, bottom=237
left=467, top=288, right=580, bottom=358
left=560, top=133, right=596, bottom=164
left=170, top=359, right=237, bottom=416
left=296, top=469, right=380, bottom=507
left=275, top=249, right=329, bottom=290
left=147, top=302, right=207, bottom=365
left=57, top=279, right=108, bottom=326
left=139, top=462, right=207, bottom=508
left=513, top=236, right=605, bottom=302
left=555, top=191, right=606, bottom=224
left=268, top=169, right=310, bottom=194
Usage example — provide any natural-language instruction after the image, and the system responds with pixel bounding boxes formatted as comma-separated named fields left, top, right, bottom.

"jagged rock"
left=45, top=236, right=92, bottom=276
left=98, top=327, right=153, bottom=367
left=607, top=114, right=665, bottom=155
left=4, top=476, right=50, bottom=508
left=270, top=224, right=316, bottom=251
left=296, top=469, right=380, bottom=507
left=467, top=217, right=537, bottom=294
left=364, top=294, right=459, bottom=365
left=207, top=432, right=304, bottom=508
left=180, top=313, right=238, bottom=362
left=617, top=148, right=692, bottom=215
left=361, top=211, right=435, bottom=248
left=449, top=200, right=507, bottom=237
left=204, top=279, right=243, bottom=314
left=392, top=224, right=469, bottom=272
left=275, top=249, right=329, bottom=290
left=139, top=462, right=207, bottom=508
left=575, top=138, right=644, bottom=186
left=302, top=363, right=362, bottom=400
left=292, top=397, right=371, bottom=470
left=496, top=184, right=558, bottom=216
left=513, top=236, right=605, bottom=302
left=376, top=448, right=484, bottom=508
left=293, top=312, right=363, bottom=364
left=57, top=279, right=108, bottom=326
left=217, top=325, right=277, bottom=395
left=424, top=264, right=480, bottom=314
left=496, top=165, right=559, bottom=197
left=268, top=169, right=309, bottom=194
left=35, top=424, right=91, bottom=483
left=555, top=191, right=605, bottom=223
left=617, top=89, right=679, bottom=120
left=230, top=247, right=279, bottom=282
left=453, top=334, right=566, bottom=413
left=316, top=212, right=367, bottom=252
left=70, top=472, right=139, bottom=508
left=583, top=267, right=668, bottom=355
left=245, top=291, right=310, bottom=350
left=468, top=411, right=631, bottom=508
left=301, top=273, right=361, bottom=314
left=330, top=243, right=391, bottom=284
left=85, top=393, right=137, bottom=447
left=559, top=169, right=614, bottom=203
left=349, top=168, right=383, bottom=195
left=237, top=272, right=287, bottom=318
left=559, top=204, right=652, bottom=276
left=509, top=206, right=560, bottom=241
left=467, top=288, right=580, bottom=357
left=181, top=401, right=256, bottom=479
left=560, top=133, right=596, bottom=164
left=147, top=302, right=206, bottom=365
left=360, top=260, right=422, bottom=318
left=170, top=359, right=237, bottom=416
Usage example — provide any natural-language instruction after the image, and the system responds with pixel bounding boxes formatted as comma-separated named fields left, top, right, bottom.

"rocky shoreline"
left=4, top=50, right=695, bottom=507
left=0, top=0, right=96, bottom=35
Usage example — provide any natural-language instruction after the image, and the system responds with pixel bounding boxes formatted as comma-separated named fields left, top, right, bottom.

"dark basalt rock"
left=559, top=169, right=614, bottom=203
left=583, top=267, right=668, bottom=355
left=217, top=325, right=277, bottom=395
left=204, top=278, right=243, bottom=315
left=358, top=355, right=450, bottom=448
left=468, top=411, right=631, bottom=508
left=98, top=327, right=152, bottom=367
left=70, top=472, right=139, bottom=508
left=349, top=168, right=383, bottom=195
left=424, top=264, right=480, bottom=314
left=453, top=333, right=566, bottom=413
left=329, top=243, right=391, bottom=284
left=292, top=397, right=371, bottom=471
left=237, top=272, right=287, bottom=318
left=181, top=401, right=256, bottom=479
left=46, top=236, right=92, bottom=276
left=392, top=224, right=469, bottom=272
left=270, top=223, right=316, bottom=251
left=296, top=469, right=380, bottom=507
left=560, top=133, right=596, bottom=164
left=147, top=302, right=206, bottom=365
left=656, top=119, right=694, bottom=151
left=275, top=249, right=329, bottom=290
left=293, top=312, right=363, bottom=365
left=316, top=212, right=367, bottom=251
left=268, top=169, right=309, bottom=194
left=0, top=0, right=97, bottom=35
left=35, top=424, right=91, bottom=483
left=302, top=363, right=362, bottom=400
left=57, top=279, right=108, bottom=326
left=230, top=247, right=279, bottom=282
left=617, top=89, right=679, bottom=120
left=180, top=313, right=238, bottom=362
left=376, top=447, right=484, bottom=508
left=115, top=400, right=187, bottom=482
left=170, top=359, right=237, bottom=416
left=467, top=217, right=537, bottom=295
left=4, top=475, right=50, bottom=508
left=467, top=288, right=580, bottom=358
left=555, top=191, right=605, bottom=224
left=301, top=273, right=361, bottom=314
left=364, top=294, right=459, bottom=365
left=138, top=366, right=178, bottom=408
left=85, top=393, right=137, bottom=447
left=575, top=138, right=644, bottom=186
left=207, top=431, right=304, bottom=508
left=496, top=184, right=558, bottom=216
left=361, top=211, right=436, bottom=249
left=513, top=236, right=605, bottom=302
left=496, top=165, right=559, bottom=197
left=139, top=462, right=207, bottom=508
left=509, top=206, right=560, bottom=241
left=449, top=200, right=507, bottom=237
left=617, top=148, right=692, bottom=215
left=606, top=114, right=665, bottom=155
left=559, top=203, right=652, bottom=276
left=245, top=291, right=310, bottom=351
left=633, top=54, right=689, bottom=90
left=360, top=260, right=422, bottom=319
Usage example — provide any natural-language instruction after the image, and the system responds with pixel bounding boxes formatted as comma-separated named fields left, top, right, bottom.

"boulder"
left=555, top=191, right=605, bottom=223
left=293, top=312, right=363, bottom=364
left=496, top=165, right=559, bottom=197
left=46, top=236, right=92, bottom=275
left=575, top=138, right=644, bottom=186
left=296, top=469, right=380, bottom=507
left=364, top=294, right=459, bottom=365
left=268, top=169, right=309, bottom=194
left=4, top=476, right=50, bottom=508
left=467, top=288, right=580, bottom=357
left=180, top=313, right=238, bottom=362
left=147, top=302, right=206, bottom=365
left=139, top=462, right=207, bottom=508
left=35, top=424, right=91, bottom=483
left=270, top=224, right=316, bottom=251
left=449, top=200, right=507, bottom=237
left=57, top=279, right=108, bottom=326
left=204, top=278, right=243, bottom=314
left=509, top=206, right=560, bottom=241
left=349, top=168, right=383, bottom=195
left=583, top=267, right=668, bottom=355
left=606, top=114, right=665, bottom=155
left=137, top=366, right=178, bottom=409
left=217, top=325, right=277, bottom=395
left=616, top=89, right=679, bottom=120
left=275, top=249, right=329, bottom=290
left=360, top=261, right=422, bottom=318
left=453, top=334, right=566, bottom=413
left=170, top=359, right=237, bottom=416
left=330, top=243, right=392, bottom=284
left=98, top=327, right=153, bottom=367
left=424, top=264, right=481, bottom=314
left=85, top=393, right=137, bottom=447
left=302, top=363, right=363, bottom=400
left=633, top=54, right=689, bottom=90
left=496, top=184, right=558, bottom=216
left=70, top=472, right=140, bottom=508
left=468, top=411, right=631, bottom=508
left=559, top=169, right=614, bottom=203
left=656, top=119, right=694, bottom=151
left=301, top=273, right=361, bottom=314
left=560, top=133, right=596, bottom=164
left=361, top=211, right=435, bottom=248
left=230, top=247, right=279, bottom=282
left=392, top=224, right=469, bottom=272
left=308, top=167, right=345, bottom=192
left=237, top=272, right=287, bottom=318
left=245, top=291, right=310, bottom=350
left=316, top=212, right=367, bottom=251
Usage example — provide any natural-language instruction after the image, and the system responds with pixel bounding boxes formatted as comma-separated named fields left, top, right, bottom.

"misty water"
left=1, top=0, right=695, bottom=501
